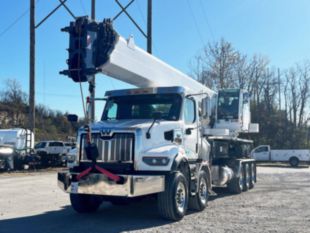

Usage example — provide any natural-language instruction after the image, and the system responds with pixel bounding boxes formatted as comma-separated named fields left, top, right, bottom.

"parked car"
left=251, top=145, right=310, bottom=167
left=35, top=141, right=68, bottom=167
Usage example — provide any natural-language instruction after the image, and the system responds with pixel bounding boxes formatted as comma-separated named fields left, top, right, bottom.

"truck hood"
left=90, top=119, right=174, bottom=131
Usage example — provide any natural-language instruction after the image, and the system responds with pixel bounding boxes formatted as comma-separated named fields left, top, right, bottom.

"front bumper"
left=58, top=171, right=165, bottom=197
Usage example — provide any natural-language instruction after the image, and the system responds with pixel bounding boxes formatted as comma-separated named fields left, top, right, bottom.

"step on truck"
left=57, top=17, right=259, bottom=221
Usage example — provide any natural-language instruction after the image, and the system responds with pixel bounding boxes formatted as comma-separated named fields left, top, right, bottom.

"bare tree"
left=190, top=38, right=242, bottom=90
left=297, top=62, right=310, bottom=127
left=0, top=79, right=28, bottom=127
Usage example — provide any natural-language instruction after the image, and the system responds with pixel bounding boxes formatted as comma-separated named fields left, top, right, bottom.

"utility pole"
left=91, top=0, right=95, bottom=19
left=278, top=68, right=281, bottom=110
left=89, top=0, right=96, bottom=122
left=29, top=0, right=35, bottom=132
left=88, top=0, right=96, bottom=123
left=147, top=0, right=152, bottom=54
left=28, top=1, right=75, bottom=131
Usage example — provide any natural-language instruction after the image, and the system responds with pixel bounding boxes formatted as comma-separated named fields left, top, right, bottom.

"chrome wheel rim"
left=175, top=182, right=186, bottom=213
left=199, top=178, right=207, bottom=205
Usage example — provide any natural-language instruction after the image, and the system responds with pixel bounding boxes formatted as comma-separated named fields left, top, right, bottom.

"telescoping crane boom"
left=98, top=34, right=215, bottom=97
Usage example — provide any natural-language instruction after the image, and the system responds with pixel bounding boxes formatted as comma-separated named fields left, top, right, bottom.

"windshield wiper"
left=146, top=112, right=162, bottom=139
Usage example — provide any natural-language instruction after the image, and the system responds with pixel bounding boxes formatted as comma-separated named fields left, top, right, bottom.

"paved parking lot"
left=0, top=166, right=309, bottom=233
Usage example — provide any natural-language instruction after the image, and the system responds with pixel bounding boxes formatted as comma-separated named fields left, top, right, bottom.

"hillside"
left=0, top=79, right=78, bottom=141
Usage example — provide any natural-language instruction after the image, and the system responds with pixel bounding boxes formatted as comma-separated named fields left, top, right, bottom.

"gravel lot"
left=0, top=165, right=309, bottom=233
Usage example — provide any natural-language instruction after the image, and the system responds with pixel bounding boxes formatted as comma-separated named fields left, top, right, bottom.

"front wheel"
left=289, top=157, right=299, bottom=167
left=157, top=172, right=189, bottom=221
left=70, top=194, right=102, bottom=213
left=189, top=170, right=209, bottom=211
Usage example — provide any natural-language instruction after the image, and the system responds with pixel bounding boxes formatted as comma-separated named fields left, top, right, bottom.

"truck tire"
left=70, top=193, right=102, bottom=213
left=244, top=163, right=250, bottom=191
left=249, top=163, right=255, bottom=189
left=227, top=166, right=244, bottom=194
left=157, top=172, right=189, bottom=221
left=189, top=170, right=209, bottom=211
left=289, top=157, right=299, bottom=167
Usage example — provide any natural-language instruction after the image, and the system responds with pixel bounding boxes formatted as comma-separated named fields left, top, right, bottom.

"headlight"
left=143, top=157, right=170, bottom=166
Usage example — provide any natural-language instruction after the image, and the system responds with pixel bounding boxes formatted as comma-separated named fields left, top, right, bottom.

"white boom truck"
left=58, top=17, right=259, bottom=220
left=251, top=145, right=310, bottom=167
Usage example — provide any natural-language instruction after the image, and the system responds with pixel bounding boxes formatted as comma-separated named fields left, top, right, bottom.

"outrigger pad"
left=85, top=143, right=99, bottom=163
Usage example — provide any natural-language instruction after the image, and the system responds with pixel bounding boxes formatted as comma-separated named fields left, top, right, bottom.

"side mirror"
left=201, top=97, right=209, bottom=118
left=185, top=128, right=194, bottom=135
left=67, top=114, right=78, bottom=122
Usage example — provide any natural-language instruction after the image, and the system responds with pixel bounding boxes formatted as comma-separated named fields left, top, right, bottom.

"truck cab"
left=67, top=85, right=210, bottom=175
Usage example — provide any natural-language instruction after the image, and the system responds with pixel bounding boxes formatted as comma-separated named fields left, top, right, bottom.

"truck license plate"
left=71, top=182, right=79, bottom=193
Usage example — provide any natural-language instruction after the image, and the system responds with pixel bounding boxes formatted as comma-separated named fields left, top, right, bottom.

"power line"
left=0, top=0, right=40, bottom=38
left=199, top=0, right=215, bottom=41
left=185, top=0, right=206, bottom=46
left=136, top=0, right=146, bottom=24
left=36, top=91, right=80, bottom=98
left=136, top=0, right=158, bottom=53
left=79, top=0, right=88, bottom=15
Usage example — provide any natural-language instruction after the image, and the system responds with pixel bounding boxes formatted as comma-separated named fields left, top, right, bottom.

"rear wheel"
left=244, top=163, right=250, bottom=191
left=227, top=165, right=244, bottom=194
left=289, top=157, right=299, bottom=167
left=70, top=193, right=102, bottom=213
left=157, top=172, right=189, bottom=221
left=189, top=170, right=209, bottom=211
left=249, top=163, right=255, bottom=189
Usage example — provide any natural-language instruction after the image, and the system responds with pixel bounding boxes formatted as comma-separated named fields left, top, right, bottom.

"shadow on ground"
left=0, top=184, right=244, bottom=233
left=0, top=198, right=174, bottom=233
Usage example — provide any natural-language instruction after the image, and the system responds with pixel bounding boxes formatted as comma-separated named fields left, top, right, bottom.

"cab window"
left=255, top=146, right=268, bottom=153
left=184, top=98, right=196, bottom=124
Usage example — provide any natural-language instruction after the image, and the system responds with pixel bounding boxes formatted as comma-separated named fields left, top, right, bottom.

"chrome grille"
left=80, top=133, right=134, bottom=162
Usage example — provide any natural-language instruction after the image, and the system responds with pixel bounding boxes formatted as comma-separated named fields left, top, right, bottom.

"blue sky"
left=1, top=0, right=310, bottom=119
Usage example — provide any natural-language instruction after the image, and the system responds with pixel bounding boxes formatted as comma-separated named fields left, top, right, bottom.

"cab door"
left=54, top=142, right=64, bottom=154
left=183, top=97, right=198, bottom=160
left=252, top=145, right=269, bottom=161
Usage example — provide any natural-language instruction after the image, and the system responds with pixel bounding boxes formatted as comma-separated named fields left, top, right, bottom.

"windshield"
left=217, top=90, right=240, bottom=119
left=101, top=94, right=182, bottom=121
left=35, top=142, right=46, bottom=149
